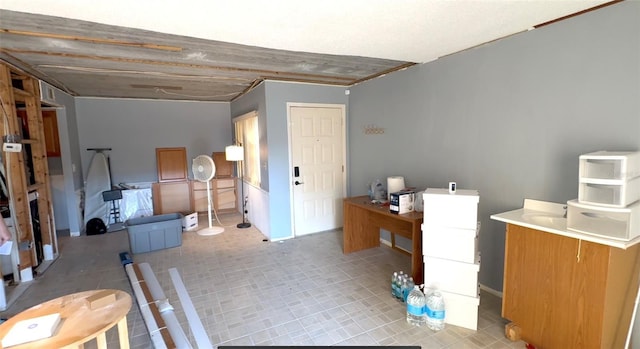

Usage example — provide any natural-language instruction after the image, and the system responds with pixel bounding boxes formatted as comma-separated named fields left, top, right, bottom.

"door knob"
left=294, top=180, right=304, bottom=185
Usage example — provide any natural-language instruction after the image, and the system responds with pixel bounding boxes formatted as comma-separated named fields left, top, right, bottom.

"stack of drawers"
left=567, top=151, right=640, bottom=241
left=422, top=188, right=480, bottom=330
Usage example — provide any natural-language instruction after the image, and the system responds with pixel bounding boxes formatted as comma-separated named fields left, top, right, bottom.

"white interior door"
left=290, top=104, right=345, bottom=236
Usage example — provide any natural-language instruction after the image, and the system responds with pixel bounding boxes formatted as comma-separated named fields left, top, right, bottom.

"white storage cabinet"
left=422, top=188, right=480, bottom=330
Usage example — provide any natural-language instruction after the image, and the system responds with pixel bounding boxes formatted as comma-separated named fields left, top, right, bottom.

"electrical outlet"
left=2, top=143, right=22, bottom=152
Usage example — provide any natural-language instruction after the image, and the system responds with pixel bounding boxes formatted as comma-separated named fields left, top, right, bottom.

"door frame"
left=286, top=102, right=347, bottom=237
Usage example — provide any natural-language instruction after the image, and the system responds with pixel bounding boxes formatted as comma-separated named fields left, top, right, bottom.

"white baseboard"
left=270, top=236, right=293, bottom=242
left=480, top=283, right=503, bottom=298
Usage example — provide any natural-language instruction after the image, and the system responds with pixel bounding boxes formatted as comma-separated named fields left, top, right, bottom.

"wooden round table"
left=0, top=289, right=132, bottom=348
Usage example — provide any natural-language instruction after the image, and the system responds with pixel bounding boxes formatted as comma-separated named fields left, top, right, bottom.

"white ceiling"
left=1, top=0, right=611, bottom=63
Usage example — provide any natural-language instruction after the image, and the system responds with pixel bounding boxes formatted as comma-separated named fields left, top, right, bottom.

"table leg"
left=391, top=233, right=396, bottom=250
left=117, top=316, right=130, bottom=349
left=412, top=221, right=423, bottom=285
left=96, top=332, right=107, bottom=349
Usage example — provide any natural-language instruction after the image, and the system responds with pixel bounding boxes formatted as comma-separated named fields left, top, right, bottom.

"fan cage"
left=192, top=155, right=216, bottom=182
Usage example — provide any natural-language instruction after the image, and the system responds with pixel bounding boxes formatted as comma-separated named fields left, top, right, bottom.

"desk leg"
left=117, top=316, right=130, bottom=349
left=412, top=221, right=423, bottom=285
left=343, top=202, right=379, bottom=253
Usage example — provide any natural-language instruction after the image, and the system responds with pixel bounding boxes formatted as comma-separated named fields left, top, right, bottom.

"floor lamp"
left=225, top=145, right=251, bottom=229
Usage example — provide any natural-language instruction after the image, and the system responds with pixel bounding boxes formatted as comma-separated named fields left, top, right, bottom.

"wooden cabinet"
left=213, top=178, right=237, bottom=213
left=156, top=147, right=187, bottom=182
left=42, top=110, right=61, bottom=157
left=191, top=180, right=211, bottom=212
left=502, top=223, right=640, bottom=348
left=212, top=152, right=233, bottom=178
left=152, top=181, right=192, bottom=215
left=191, top=178, right=237, bottom=213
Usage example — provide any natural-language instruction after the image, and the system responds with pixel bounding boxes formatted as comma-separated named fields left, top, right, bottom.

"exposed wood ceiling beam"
left=0, top=28, right=183, bottom=52
left=0, top=48, right=359, bottom=83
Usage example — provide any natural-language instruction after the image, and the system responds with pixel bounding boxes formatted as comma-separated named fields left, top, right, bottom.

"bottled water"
left=399, top=275, right=407, bottom=302
left=402, top=277, right=414, bottom=303
left=394, top=271, right=405, bottom=299
left=425, top=289, right=446, bottom=331
left=406, top=285, right=426, bottom=326
left=391, top=272, right=398, bottom=297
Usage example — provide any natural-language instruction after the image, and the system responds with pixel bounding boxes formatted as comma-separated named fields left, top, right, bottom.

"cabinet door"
left=156, top=147, right=188, bottom=182
left=503, top=224, right=615, bottom=348
left=212, top=152, right=233, bottom=178
left=42, top=110, right=61, bottom=157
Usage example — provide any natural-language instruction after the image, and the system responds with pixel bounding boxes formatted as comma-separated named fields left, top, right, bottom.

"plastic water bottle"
left=394, top=271, right=405, bottom=299
left=406, top=285, right=426, bottom=326
left=391, top=272, right=398, bottom=297
left=402, top=277, right=414, bottom=303
left=425, top=289, right=446, bottom=331
left=399, top=275, right=408, bottom=302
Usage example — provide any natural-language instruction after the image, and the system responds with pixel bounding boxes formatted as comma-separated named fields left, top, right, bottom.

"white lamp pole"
left=225, top=145, right=251, bottom=228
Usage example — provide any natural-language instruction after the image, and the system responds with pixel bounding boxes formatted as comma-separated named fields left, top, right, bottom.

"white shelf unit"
left=422, top=188, right=480, bottom=330
left=578, top=151, right=640, bottom=207
left=568, top=151, right=640, bottom=240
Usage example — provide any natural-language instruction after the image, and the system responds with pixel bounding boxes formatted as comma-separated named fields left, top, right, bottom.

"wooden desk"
left=0, top=289, right=132, bottom=348
left=343, top=196, right=424, bottom=284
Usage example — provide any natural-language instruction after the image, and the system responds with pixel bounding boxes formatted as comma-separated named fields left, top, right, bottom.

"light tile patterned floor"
left=1, top=213, right=527, bottom=348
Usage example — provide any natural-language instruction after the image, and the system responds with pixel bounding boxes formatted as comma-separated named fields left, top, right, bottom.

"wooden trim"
left=534, top=1, right=623, bottom=28
left=350, top=62, right=417, bottom=85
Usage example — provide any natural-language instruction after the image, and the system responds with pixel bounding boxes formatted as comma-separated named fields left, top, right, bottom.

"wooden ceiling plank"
left=350, top=62, right=417, bottom=85
left=2, top=48, right=358, bottom=82
left=1, top=29, right=183, bottom=52
left=1, top=51, right=78, bottom=96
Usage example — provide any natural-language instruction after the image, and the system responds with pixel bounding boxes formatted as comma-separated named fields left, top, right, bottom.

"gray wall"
left=232, top=81, right=349, bottom=240
left=348, top=1, right=640, bottom=292
left=75, top=98, right=231, bottom=185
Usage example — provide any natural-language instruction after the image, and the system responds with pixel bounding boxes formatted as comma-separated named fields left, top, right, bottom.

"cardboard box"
left=390, top=190, right=415, bottom=214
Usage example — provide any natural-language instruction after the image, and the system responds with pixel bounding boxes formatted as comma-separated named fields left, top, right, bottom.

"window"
left=233, top=111, right=260, bottom=187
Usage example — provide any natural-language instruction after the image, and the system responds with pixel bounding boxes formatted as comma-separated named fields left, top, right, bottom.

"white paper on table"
left=0, top=240, right=13, bottom=255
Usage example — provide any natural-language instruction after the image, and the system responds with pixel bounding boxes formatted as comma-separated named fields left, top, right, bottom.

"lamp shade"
left=225, top=145, right=244, bottom=161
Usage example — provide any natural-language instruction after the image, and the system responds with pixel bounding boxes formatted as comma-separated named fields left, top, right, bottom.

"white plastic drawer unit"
left=182, top=212, right=198, bottom=231
left=421, top=223, right=479, bottom=264
left=578, top=177, right=640, bottom=207
left=579, top=151, right=640, bottom=181
left=567, top=199, right=640, bottom=241
left=423, top=253, right=480, bottom=298
left=423, top=188, right=479, bottom=230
